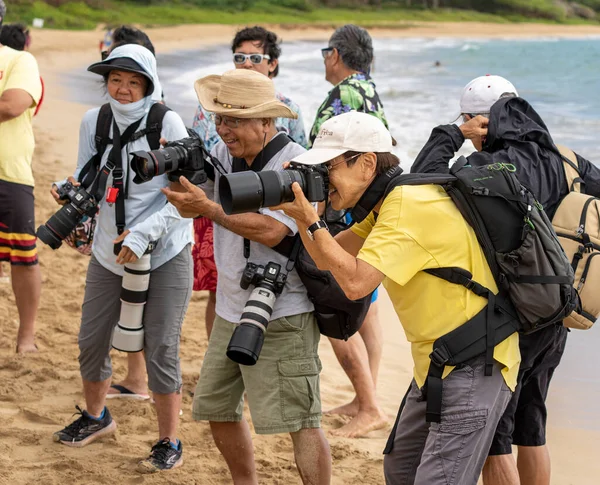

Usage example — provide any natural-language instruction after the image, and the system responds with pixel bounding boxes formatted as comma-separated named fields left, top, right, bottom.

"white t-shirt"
left=202, top=133, right=314, bottom=323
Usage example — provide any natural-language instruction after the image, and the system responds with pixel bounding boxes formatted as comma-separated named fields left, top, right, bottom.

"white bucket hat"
left=460, top=75, right=518, bottom=114
left=292, top=111, right=393, bottom=166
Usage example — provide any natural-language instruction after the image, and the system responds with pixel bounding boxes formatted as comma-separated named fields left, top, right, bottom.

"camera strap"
left=243, top=236, right=298, bottom=275
left=111, top=118, right=145, bottom=236
left=239, top=133, right=297, bottom=274
left=231, top=133, right=293, bottom=173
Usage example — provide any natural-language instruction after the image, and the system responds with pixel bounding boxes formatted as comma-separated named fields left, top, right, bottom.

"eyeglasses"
left=101, top=50, right=109, bottom=61
left=325, top=153, right=361, bottom=171
left=461, top=112, right=489, bottom=123
left=233, top=53, right=271, bottom=65
left=212, top=114, right=244, bottom=129
left=321, top=47, right=334, bottom=59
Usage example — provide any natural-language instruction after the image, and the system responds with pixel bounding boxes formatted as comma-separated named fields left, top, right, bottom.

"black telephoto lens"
left=219, top=171, right=264, bottom=215
left=131, top=146, right=184, bottom=184
left=226, top=324, right=265, bottom=366
left=37, top=203, right=86, bottom=249
left=219, top=170, right=306, bottom=215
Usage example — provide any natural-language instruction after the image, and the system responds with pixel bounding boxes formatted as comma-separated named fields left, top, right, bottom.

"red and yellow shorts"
left=0, top=180, right=38, bottom=266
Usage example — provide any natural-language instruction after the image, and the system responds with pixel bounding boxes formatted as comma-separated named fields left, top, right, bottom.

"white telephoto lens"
left=112, top=253, right=152, bottom=352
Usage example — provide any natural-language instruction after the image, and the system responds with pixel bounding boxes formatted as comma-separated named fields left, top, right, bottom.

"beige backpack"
left=552, top=145, right=600, bottom=329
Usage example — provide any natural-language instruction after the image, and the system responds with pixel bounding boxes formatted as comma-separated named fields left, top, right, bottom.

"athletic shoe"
left=53, top=405, right=116, bottom=447
left=137, top=438, right=183, bottom=473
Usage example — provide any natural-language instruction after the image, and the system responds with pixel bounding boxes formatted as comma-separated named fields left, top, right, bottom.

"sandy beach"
left=1, top=20, right=600, bottom=484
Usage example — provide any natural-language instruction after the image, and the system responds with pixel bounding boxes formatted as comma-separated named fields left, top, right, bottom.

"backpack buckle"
left=112, top=168, right=124, bottom=181
left=429, top=347, right=450, bottom=367
left=472, top=187, right=489, bottom=196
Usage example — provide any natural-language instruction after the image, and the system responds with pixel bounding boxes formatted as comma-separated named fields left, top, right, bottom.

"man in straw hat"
left=163, top=69, right=332, bottom=484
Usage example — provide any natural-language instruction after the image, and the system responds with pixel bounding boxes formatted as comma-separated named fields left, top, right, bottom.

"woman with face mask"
left=49, top=44, right=192, bottom=474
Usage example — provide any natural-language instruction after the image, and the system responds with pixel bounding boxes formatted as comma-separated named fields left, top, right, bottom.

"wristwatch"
left=306, top=220, right=329, bottom=241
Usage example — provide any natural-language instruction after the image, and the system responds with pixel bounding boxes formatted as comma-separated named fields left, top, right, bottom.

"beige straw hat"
left=194, top=69, right=298, bottom=119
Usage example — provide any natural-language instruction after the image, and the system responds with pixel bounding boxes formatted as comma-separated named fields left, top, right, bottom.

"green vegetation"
left=3, top=0, right=600, bottom=30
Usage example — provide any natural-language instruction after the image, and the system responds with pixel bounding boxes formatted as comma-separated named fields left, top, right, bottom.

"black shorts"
left=0, top=179, right=38, bottom=266
left=488, top=324, right=568, bottom=455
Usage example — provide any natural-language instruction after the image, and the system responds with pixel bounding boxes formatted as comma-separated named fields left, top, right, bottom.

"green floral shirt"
left=309, top=72, right=389, bottom=147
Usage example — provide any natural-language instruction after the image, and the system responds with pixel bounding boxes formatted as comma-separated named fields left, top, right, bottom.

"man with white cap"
left=413, top=75, right=600, bottom=485
left=163, top=69, right=331, bottom=485
left=274, top=110, right=520, bottom=485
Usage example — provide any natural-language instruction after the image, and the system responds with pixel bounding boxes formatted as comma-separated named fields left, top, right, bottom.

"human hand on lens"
left=459, top=115, right=489, bottom=141
left=272, top=183, right=320, bottom=228
left=51, top=176, right=79, bottom=206
left=162, top=176, right=210, bottom=218
left=114, top=230, right=139, bottom=265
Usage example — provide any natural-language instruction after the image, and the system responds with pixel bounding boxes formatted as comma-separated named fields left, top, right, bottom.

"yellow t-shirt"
left=352, top=185, right=520, bottom=391
left=0, top=46, right=42, bottom=187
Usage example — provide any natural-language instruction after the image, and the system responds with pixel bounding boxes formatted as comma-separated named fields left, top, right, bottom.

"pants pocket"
left=432, top=409, right=488, bottom=484
left=277, top=357, right=322, bottom=421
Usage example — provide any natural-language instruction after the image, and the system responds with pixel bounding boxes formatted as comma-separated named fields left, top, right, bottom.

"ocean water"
left=67, top=36, right=600, bottom=429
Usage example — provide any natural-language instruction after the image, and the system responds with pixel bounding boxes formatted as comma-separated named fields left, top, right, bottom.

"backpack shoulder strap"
left=556, top=143, right=583, bottom=193
left=146, top=103, right=171, bottom=150
left=95, top=103, right=113, bottom=153
left=78, top=103, right=113, bottom=187
left=129, top=103, right=171, bottom=150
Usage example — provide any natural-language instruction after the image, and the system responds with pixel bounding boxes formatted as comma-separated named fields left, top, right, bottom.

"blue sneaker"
left=137, top=438, right=183, bottom=473
left=53, top=406, right=116, bottom=447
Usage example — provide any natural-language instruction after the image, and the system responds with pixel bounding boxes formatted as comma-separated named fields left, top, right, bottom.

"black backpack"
left=78, top=102, right=171, bottom=188
left=355, top=158, right=576, bottom=423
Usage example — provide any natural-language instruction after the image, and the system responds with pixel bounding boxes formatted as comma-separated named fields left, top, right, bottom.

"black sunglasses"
left=321, top=47, right=334, bottom=59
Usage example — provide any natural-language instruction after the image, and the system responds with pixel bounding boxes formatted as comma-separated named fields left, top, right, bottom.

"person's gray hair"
left=329, top=24, right=373, bottom=73
left=0, top=0, right=7, bottom=28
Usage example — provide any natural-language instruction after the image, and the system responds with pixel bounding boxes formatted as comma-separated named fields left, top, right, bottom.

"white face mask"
left=109, top=96, right=152, bottom=132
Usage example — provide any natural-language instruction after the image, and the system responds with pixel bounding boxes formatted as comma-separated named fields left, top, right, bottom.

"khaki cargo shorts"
left=192, top=312, right=322, bottom=434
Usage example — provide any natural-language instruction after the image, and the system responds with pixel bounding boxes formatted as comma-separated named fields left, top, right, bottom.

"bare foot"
left=325, top=399, right=359, bottom=417
left=330, top=409, right=388, bottom=438
left=16, top=342, right=38, bottom=354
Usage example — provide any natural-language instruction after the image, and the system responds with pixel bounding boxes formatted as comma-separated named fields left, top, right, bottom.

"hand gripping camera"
left=226, top=261, right=287, bottom=366
left=37, top=182, right=98, bottom=249
left=219, top=162, right=329, bottom=215
left=111, top=252, right=152, bottom=353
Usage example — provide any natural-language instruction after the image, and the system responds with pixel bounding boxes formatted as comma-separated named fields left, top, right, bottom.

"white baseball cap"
left=460, top=75, right=518, bottom=114
left=292, top=111, right=393, bottom=166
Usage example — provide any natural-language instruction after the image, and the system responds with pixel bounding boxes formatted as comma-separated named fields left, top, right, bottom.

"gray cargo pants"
left=78, top=246, right=192, bottom=394
left=384, top=355, right=512, bottom=485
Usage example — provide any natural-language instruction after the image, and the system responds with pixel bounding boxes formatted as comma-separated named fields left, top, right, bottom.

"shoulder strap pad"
left=95, top=103, right=113, bottom=152
left=78, top=103, right=112, bottom=187
left=144, top=103, right=171, bottom=150
left=556, top=143, right=583, bottom=193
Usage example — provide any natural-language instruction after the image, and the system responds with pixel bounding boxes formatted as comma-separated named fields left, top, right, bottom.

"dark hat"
left=87, top=56, right=154, bottom=96
left=0, top=1, right=7, bottom=28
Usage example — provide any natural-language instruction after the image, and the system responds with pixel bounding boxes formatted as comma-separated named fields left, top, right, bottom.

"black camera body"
left=227, top=261, right=287, bottom=366
left=37, top=182, right=98, bottom=249
left=287, top=162, right=329, bottom=203
left=239, top=261, right=287, bottom=294
left=130, top=133, right=211, bottom=186
left=219, top=162, right=329, bottom=215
